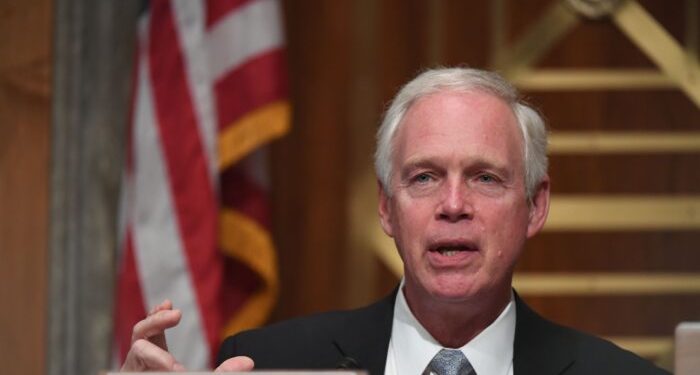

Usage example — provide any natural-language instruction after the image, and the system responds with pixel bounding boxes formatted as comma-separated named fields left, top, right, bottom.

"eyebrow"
left=399, top=159, right=441, bottom=178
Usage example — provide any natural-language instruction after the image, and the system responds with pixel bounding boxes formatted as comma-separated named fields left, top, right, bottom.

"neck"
left=403, top=284, right=511, bottom=348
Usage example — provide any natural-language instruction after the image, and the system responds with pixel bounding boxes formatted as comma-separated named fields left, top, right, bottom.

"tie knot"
left=423, top=348, right=475, bottom=375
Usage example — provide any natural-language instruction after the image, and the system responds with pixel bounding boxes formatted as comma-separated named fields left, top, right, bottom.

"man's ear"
left=377, top=180, right=394, bottom=237
left=526, top=176, right=550, bottom=238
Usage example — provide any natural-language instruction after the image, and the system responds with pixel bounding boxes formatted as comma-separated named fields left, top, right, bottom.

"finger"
left=215, top=356, right=255, bottom=372
left=131, top=309, right=182, bottom=349
left=121, top=339, right=185, bottom=371
left=132, top=309, right=181, bottom=341
left=149, top=299, right=173, bottom=316
left=140, top=301, right=179, bottom=350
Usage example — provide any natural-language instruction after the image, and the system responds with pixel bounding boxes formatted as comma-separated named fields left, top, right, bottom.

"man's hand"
left=121, top=300, right=185, bottom=371
left=121, top=300, right=256, bottom=372
left=215, top=356, right=255, bottom=372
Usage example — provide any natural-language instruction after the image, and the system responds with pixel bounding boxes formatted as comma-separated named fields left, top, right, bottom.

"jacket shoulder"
left=217, top=309, right=357, bottom=369
left=217, top=291, right=395, bottom=371
left=514, top=294, right=669, bottom=375
left=567, top=329, right=670, bottom=375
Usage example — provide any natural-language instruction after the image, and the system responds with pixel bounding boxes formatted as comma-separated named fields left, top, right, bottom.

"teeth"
left=438, top=249, right=460, bottom=256
left=435, top=245, right=476, bottom=256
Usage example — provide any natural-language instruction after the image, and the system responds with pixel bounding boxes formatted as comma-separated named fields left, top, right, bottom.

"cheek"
left=491, top=229, right=527, bottom=267
left=491, top=195, right=530, bottom=225
left=395, top=197, right=429, bottom=226
left=481, top=201, right=529, bottom=256
left=393, top=202, right=432, bottom=253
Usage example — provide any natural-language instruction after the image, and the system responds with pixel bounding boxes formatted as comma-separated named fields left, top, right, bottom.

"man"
left=122, top=68, right=669, bottom=374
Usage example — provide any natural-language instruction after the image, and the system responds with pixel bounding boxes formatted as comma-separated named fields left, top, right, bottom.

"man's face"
left=378, top=90, right=549, bottom=304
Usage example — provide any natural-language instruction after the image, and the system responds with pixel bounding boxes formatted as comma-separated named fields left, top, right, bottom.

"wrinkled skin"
left=378, top=90, right=549, bottom=346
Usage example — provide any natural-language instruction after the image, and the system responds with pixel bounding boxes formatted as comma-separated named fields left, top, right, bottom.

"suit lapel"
left=332, top=289, right=397, bottom=375
left=513, top=292, right=576, bottom=375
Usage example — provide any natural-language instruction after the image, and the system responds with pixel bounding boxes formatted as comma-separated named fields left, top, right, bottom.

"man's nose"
left=437, top=179, right=473, bottom=222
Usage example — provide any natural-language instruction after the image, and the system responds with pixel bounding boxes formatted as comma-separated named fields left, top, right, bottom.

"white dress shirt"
left=384, top=281, right=516, bottom=375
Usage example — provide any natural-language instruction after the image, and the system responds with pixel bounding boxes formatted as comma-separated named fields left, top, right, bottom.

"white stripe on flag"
left=131, top=47, right=209, bottom=369
left=172, top=0, right=219, bottom=182
left=207, top=0, right=284, bottom=81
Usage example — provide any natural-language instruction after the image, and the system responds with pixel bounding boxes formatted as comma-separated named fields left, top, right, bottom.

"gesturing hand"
left=120, top=300, right=256, bottom=372
left=121, top=300, right=185, bottom=371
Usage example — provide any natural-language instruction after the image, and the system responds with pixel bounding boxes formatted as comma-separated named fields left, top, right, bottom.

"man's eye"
left=477, top=174, right=496, bottom=183
left=414, top=173, right=432, bottom=183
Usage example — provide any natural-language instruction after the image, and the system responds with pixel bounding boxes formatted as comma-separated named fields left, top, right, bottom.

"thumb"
left=215, top=356, right=255, bottom=372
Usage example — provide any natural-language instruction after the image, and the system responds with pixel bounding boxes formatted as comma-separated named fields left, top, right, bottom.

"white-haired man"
left=122, top=68, right=668, bottom=374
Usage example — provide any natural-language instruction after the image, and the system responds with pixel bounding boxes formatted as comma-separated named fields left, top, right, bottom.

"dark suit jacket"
left=218, top=290, right=669, bottom=374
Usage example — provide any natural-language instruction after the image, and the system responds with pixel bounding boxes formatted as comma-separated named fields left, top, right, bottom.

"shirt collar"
left=390, top=279, right=516, bottom=375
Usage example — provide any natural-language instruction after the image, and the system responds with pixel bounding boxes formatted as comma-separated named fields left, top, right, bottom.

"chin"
left=427, top=276, right=483, bottom=302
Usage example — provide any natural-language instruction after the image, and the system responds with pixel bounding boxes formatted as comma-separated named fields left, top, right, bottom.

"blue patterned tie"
left=422, top=348, right=476, bottom=375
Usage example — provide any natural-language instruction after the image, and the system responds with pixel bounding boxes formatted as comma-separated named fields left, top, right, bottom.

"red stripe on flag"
left=115, top=230, right=147, bottom=363
left=215, top=49, right=288, bottom=130
left=205, top=0, right=254, bottom=28
left=221, top=256, right=262, bottom=325
left=220, top=164, right=271, bottom=228
left=219, top=164, right=270, bottom=323
left=148, top=0, right=222, bottom=365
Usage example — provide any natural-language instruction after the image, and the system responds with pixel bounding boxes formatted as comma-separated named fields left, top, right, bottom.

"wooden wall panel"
left=535, top=91, right=699, bottom=132
left=442, top=1, right=490, bottom=67
left=511, top=0, right=700, bottom=364
left=270, top=0, right=354, bottom=318
left=550, top=154, right=700, bottom=193
left=524, top=295, right=700, bottom=336
left=0, top=1, right=52, bottom=374
left=523, top=232, right=700, bottom=272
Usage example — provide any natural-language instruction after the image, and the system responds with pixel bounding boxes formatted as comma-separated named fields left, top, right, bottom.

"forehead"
left=393, top=90, right=524, bottom=169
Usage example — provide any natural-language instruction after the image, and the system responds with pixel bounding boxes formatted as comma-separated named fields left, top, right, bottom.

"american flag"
left=115, top=0, right=288, bottom=369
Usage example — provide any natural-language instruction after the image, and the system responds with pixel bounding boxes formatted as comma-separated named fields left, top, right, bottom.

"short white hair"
left=374, top=67, right=548, bottom=199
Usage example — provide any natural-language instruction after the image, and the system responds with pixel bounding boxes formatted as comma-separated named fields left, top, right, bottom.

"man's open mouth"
left=429, top=242, right=478, bottom=256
